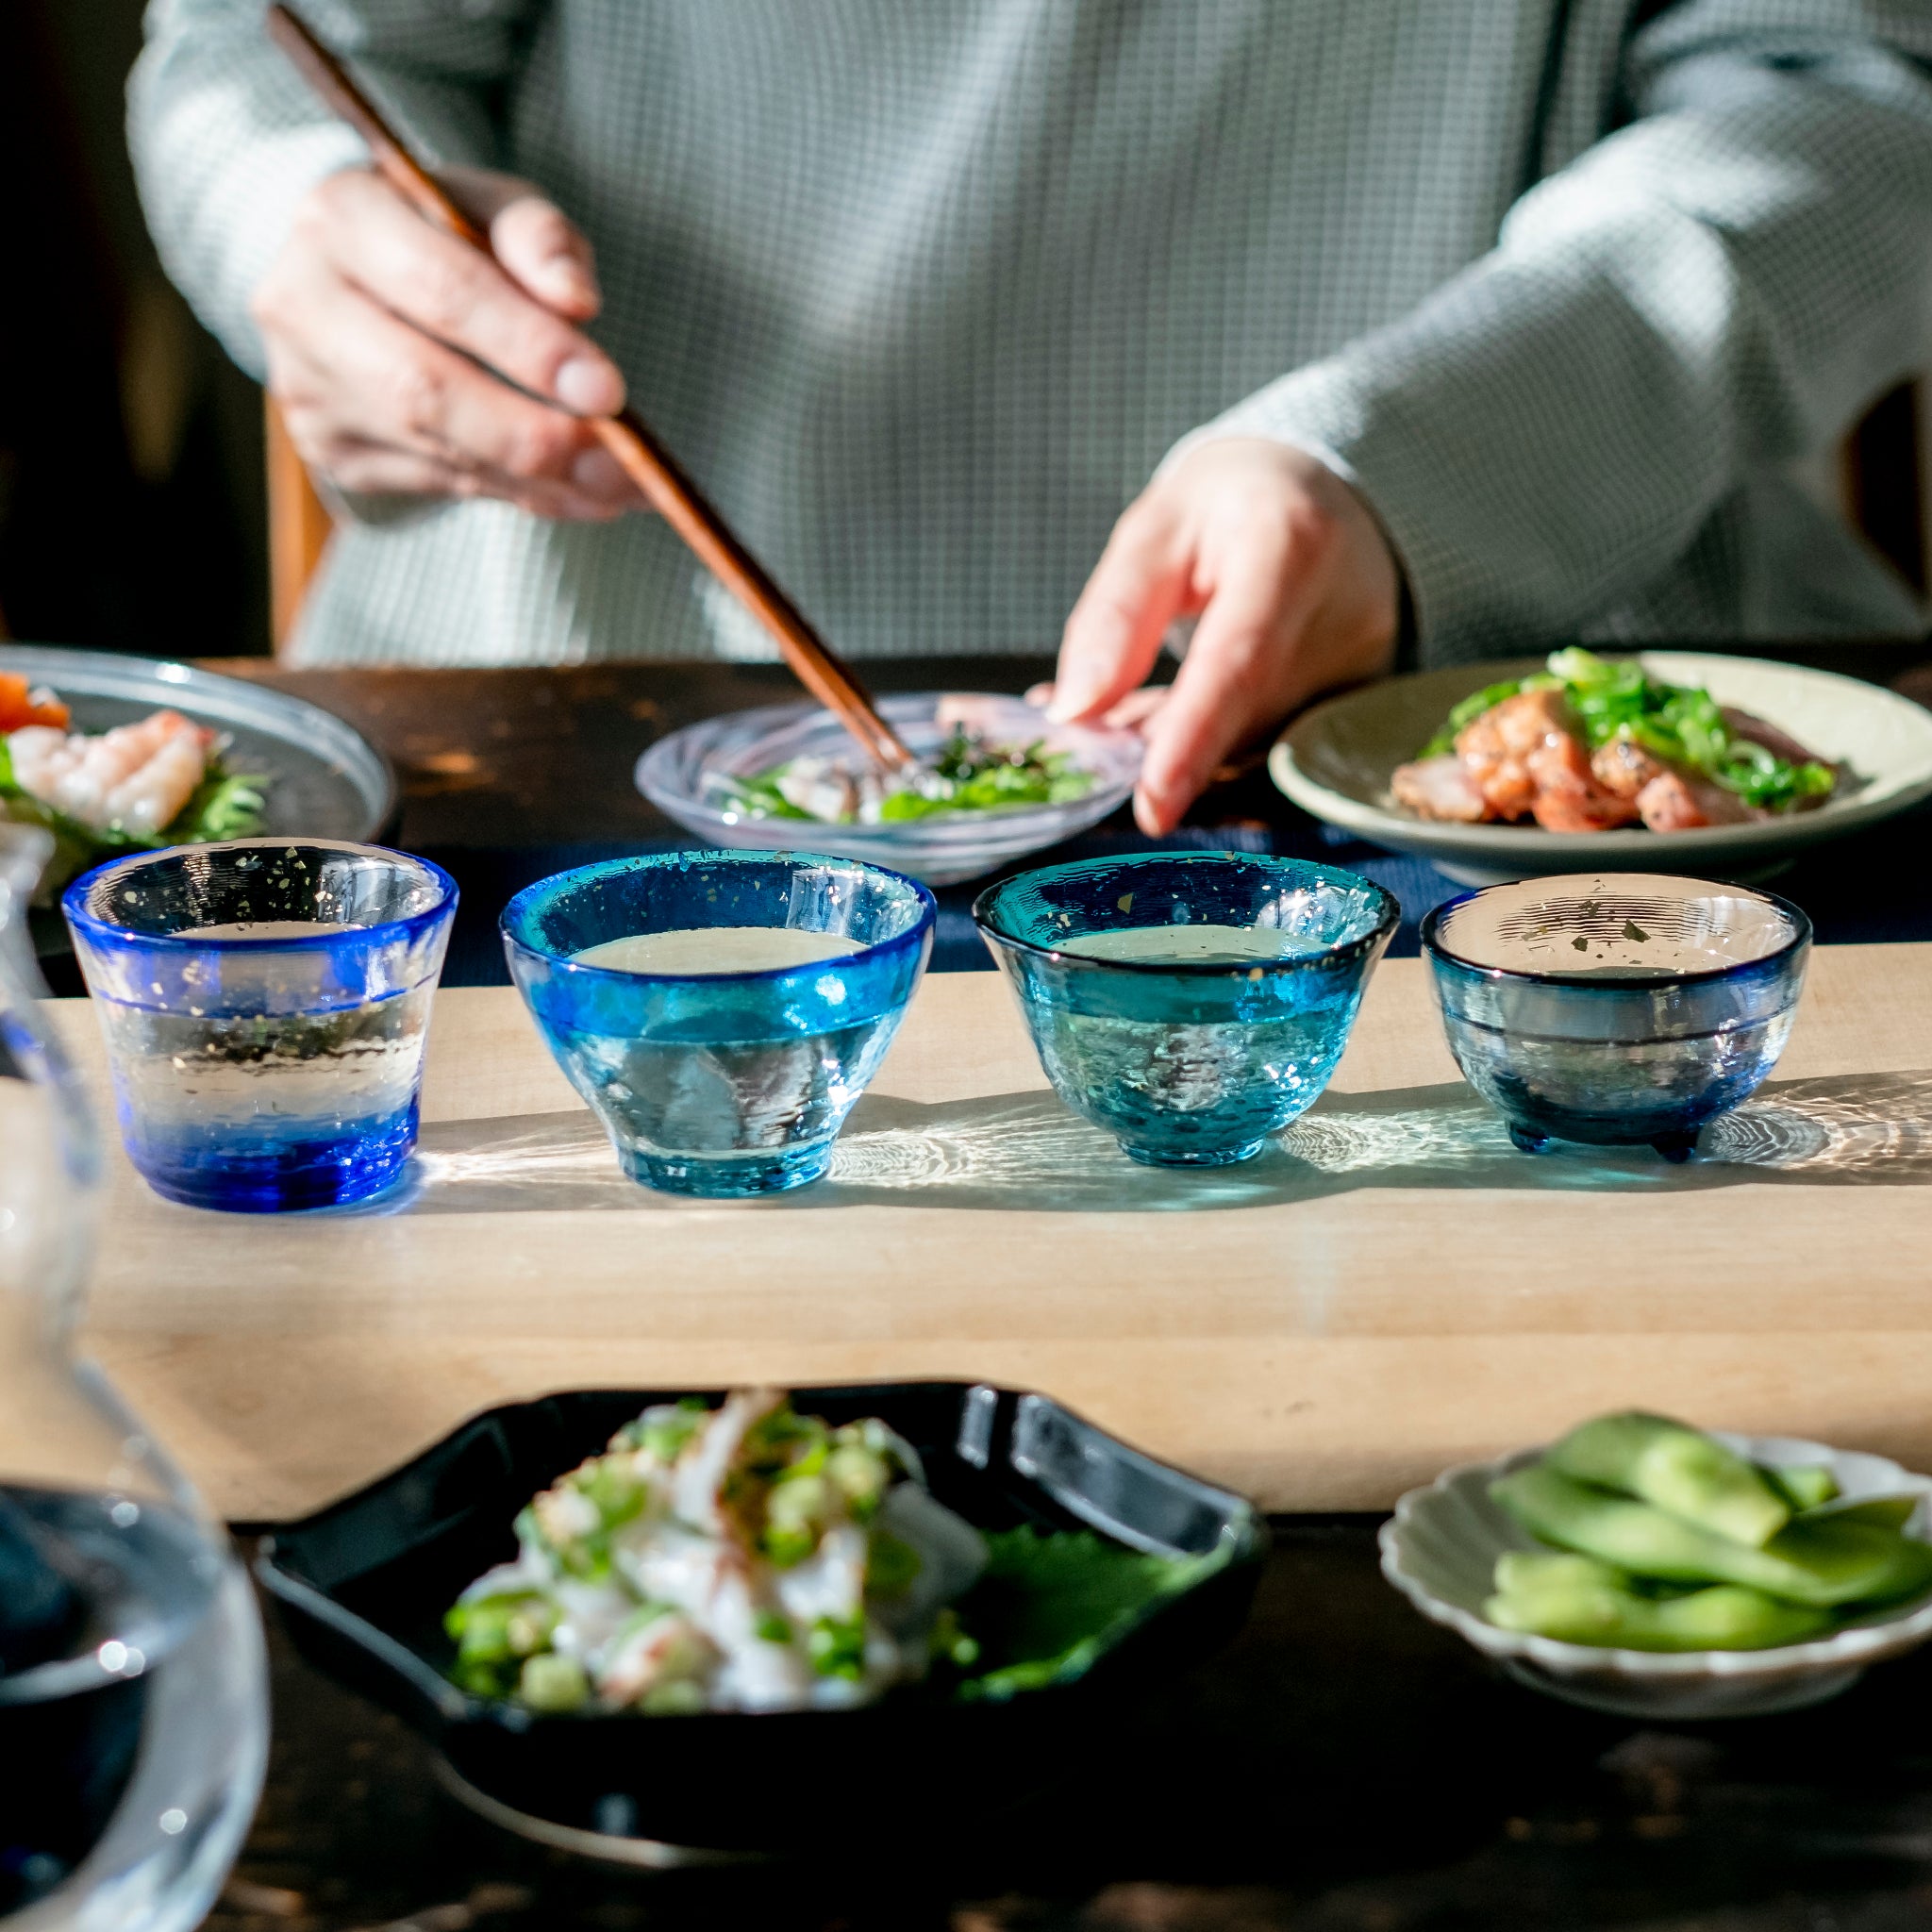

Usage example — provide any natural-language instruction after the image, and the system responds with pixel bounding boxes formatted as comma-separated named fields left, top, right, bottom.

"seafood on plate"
left=716, top=694, right=1097, bottom=827
left=443, top=1388, right=1231, bottom=1718
left=0, top=683, right=266, bottom=892
left=1391, top=650, right=1839, bottom=834
left=444, top=1390, right=991, bottom=1714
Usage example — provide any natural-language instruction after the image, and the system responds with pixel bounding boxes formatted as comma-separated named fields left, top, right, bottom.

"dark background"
left=3, top=0, right=270, bottom=661
left=3, top=0, right=1927, bottom=670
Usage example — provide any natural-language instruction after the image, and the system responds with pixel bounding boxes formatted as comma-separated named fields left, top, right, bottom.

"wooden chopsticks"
left=265, top=3, right=918, bottom=775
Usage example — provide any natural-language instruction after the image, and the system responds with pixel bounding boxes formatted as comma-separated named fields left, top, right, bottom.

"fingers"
left=439, top=164, right=602, bottom=320
left=491, top=192, right=602, bottom=320
left=306, top=169, right=625, bottom=416
left=317, top=437, right=626, bottom=520
left=1099, top=685, right=1174, bottom=732
left=263, top=265, right=631, bottom=518
left=1133, top=520, right=1326, bottom=835
left=1026, top=681, right=1171, bottom=730
left=1048, top=497, right=1193, bottom=724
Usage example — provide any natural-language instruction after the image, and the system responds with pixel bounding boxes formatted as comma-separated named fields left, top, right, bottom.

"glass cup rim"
left=1420, top=877, right=1812, bottom=989
left=60, top=838, right=459, bottom=955
left=971, top=849, right=1402, bottom=977
left=498, top=846, right=938, bottom=987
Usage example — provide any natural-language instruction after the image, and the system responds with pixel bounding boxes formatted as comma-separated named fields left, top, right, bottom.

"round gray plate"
left=7, top=645, right=394, bottom=954
left=4, top=644, right=394, bottom=841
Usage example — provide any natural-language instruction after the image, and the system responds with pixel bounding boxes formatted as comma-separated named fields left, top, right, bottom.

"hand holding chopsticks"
left=264, top=3, right=916, bottom=775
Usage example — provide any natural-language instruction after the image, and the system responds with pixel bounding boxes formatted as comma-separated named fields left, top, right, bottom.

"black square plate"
left=256, top=1381, right=1266, bottom=1853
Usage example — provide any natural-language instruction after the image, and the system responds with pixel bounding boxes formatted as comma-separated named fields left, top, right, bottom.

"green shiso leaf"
left=717, top=773, right=815, bottom=822
left=175, top=768, right=269, bottom=842
left=950, top=1525, right=1225, bottom=1702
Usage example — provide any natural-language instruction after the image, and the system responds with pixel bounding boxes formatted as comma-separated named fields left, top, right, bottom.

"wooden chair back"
left=266, top=396, right=334, bottom=650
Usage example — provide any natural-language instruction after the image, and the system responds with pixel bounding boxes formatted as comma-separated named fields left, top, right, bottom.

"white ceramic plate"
left=1271, top=653, right=1932, bottom=886
left=1381, top=1434, right=1932, bottom=1720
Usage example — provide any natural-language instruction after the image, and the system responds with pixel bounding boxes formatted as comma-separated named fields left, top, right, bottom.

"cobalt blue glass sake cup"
left=1422, top=873, right=1810, bottom=1160
left=62, top=839, right=457, bottom=1211
left=500, top=850, right=934, bottom=1196
left=973, top=852, right=1399, bottom=1167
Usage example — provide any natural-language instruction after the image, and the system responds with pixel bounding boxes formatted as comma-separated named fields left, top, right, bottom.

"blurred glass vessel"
left=974, top=852, right=1399, bottom=1166
left=635, top=692, right=1142, bottom=886
left=63, top=840, right=457, bottom=1210
left=1422, top=872, right=1810, bottom=1159
left=0, top=824, right=267, bottom=1929
left=502, top=850, right=934, bottom=1195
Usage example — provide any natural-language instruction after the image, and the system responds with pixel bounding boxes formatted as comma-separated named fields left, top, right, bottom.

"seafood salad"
left=0, top=675, right=266, bottom=890
left=445, top=1391, right=990, bottom=1715
left=718, top=695, right=1096, bottom=827
left=1392, top=650, right=1839, bottom=834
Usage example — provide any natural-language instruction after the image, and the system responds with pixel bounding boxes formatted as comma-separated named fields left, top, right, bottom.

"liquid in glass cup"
left=1422, top=872, right=1811, bottom=1159
left=501, top=850, right=934, bottom=1195
left=0, top=823, right=267, bottom=1930
left=63, top=840, right=458, bottom=1210
left=974, top=852, right=1399, bottom=1166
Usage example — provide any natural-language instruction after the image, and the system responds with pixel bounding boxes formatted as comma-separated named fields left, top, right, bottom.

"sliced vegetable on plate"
left=1487, top=1410, right=1932, bottom=1651
left=715, top=695, right=1098, bottom=828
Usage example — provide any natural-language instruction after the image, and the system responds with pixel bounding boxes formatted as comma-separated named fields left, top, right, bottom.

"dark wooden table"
left=181, top=645, right=1932, bottom=1932
left=207, top=655, right=1071, bottom=848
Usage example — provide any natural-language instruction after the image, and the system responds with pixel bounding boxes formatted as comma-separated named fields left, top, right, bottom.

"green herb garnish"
left=719, top=725, right=1095, bottom=826
left=1417, top=648, right=1836, bottom=813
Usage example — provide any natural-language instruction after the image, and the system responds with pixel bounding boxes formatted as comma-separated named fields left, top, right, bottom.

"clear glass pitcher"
left=0, top=826, right=267, bottom=1928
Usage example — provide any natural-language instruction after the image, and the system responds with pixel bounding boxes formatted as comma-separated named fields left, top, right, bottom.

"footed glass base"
left=1121, top=1137, right=1267, bottom=1168
left=129, top=1104, right=418, bottom=1212
left=1505, top=1116, right=1705, bottom=1163
left=620, top=1141, right=834, bottom=1197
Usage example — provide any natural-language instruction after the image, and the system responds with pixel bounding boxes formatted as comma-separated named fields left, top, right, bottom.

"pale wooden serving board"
left=52, top=944, right=1932, bottom=1522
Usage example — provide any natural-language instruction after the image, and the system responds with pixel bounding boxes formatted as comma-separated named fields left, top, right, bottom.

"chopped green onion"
left=807, top=1612, right=869, bottom=1680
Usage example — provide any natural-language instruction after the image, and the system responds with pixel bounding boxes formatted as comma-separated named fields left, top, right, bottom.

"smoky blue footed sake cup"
left=500, top=850, right=934, bottom=1196
left=1422, top=872, right=1810, bottom=1160
left=973, top=851, right=1399, bottom=1166
left=62, top=840, right=457, bottom=1210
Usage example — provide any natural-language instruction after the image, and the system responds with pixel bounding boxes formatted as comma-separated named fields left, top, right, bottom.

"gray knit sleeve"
left=1171, top=1, right=1932, bottom=661
left=128, top=0, right=539, bottom=378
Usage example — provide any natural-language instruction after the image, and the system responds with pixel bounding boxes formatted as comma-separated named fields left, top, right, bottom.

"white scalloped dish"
left=1380, top=1433, right=1932, bottom=1719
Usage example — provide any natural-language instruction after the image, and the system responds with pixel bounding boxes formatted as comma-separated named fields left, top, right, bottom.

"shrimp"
left=7, top=709, right=211, bottom=837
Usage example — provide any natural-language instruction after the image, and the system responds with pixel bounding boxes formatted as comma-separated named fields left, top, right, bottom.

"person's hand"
left=1045, top=438, right=1402, bottom=834
left=253, top=165, right=643, bottom=520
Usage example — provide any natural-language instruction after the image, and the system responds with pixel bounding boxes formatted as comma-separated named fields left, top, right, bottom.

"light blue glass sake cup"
left=500, top=850, right=935, bottom=1196
left=62, top=840, right=457, bottom=1211
left=1422, top=872, right=1810, bottom=1160
left=973, top=852, right=1399, bottom=1167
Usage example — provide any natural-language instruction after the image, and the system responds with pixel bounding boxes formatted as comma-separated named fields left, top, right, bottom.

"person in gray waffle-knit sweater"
left=131, top=2, right=1932, bottom=832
